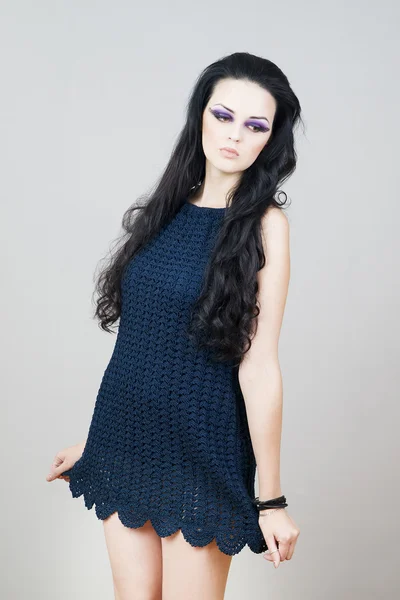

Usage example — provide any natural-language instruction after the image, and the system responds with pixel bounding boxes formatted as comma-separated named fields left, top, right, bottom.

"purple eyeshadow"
left=247, top=120, right=269, bottom=132
left=213, top=110, right=231, bottom=120
left=210, top=108, right=269, bottom=132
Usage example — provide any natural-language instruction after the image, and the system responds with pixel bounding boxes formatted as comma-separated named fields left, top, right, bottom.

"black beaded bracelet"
left=252, top=494, right=288, bottom=510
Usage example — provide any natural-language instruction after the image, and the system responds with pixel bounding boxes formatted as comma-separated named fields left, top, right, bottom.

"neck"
left=193, top=165, right=240, bottom=208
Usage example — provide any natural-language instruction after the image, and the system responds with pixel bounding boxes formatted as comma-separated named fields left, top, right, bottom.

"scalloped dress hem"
left=63, top=472, right=268, bottom=557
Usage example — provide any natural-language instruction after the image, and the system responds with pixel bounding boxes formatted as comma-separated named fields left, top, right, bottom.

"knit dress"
left=61, top=199, right=268, bottom=556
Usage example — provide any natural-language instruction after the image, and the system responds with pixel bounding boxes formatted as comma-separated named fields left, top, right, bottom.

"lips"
left=220, top=147, right=239, bottom=157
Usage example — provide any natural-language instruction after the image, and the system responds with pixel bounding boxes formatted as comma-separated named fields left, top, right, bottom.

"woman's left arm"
left=238, top=206, right=300, bottom=566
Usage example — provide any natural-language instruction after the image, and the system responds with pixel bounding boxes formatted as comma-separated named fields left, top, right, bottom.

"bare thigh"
left=161, top=529, right=233, bottom=600
left=103, top=512, right=162, bottom=600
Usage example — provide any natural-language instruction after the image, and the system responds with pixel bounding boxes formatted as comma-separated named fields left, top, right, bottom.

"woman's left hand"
left=258, top=508, right=300, bottom=568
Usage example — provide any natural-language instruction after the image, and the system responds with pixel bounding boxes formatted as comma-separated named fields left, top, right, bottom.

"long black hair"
left=92, top=52, right=304, bottom=366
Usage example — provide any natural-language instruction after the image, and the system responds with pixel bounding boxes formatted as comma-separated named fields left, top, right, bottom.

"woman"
left=46, top=52, right=303, bottom=600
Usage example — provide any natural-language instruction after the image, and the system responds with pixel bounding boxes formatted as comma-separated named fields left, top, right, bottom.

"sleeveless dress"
left=62, top=200, right=268, bottom=556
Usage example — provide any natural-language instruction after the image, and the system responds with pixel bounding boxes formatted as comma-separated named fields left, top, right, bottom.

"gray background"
left=1, top=1, right=399, bottom=598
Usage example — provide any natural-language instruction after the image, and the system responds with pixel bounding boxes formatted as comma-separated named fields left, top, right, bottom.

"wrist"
left=258, top=490, right=283, bottom=500
left=258, top=507, right=285, bottom=518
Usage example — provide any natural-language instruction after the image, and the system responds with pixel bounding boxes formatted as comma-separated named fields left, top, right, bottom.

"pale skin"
left=46, top=77, right=299, bottom=599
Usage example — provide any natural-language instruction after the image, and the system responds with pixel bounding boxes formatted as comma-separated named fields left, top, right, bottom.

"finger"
left=263, top=552, right=275, bottom=562
left=286, top=540, right=296, bottom=560
left=265, top=536, right=280, bottom=568
left=46, top=457, right=63, bottom=481
left=46, top=469, right=59, bottom=481
left=47, top=465, right=66, bottom=481
left=286, top=535, right=299, bottom=560
left=276, top=540, right=290, bottom=561
left=52, top=456, right=63, bottom=468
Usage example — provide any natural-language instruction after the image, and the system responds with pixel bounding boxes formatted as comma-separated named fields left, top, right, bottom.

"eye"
left=210, top=108, right=269, bottom=133
left=247, top=124, right=270, bottom=133
left=211, top=109, right=232, bottom=123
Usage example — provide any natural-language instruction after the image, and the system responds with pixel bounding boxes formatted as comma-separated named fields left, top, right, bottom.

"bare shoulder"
left=261, top=205, right=290, bottom=232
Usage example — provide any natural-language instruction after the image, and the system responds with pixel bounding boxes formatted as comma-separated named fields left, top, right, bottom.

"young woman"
left=46, top=52, right=303, bottom=600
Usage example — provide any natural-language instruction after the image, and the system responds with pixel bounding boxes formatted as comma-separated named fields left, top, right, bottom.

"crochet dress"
left=62, top=199, right=268, bottom=556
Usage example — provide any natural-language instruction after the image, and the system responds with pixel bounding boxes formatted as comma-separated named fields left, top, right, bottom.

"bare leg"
left=161, top=529, right=233, bottom=600
left=103, top=512, right=162, bottom=600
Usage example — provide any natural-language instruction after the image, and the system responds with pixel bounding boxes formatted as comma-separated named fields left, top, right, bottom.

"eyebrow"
left=213, top=103, right=270, bottom=125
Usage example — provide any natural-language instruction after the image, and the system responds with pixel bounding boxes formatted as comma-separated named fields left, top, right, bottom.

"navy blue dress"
left=62, top=200, right=268, bottom=556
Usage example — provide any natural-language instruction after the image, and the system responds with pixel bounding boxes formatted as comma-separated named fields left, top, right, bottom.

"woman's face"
left=202, top=78, right=277, bottom=175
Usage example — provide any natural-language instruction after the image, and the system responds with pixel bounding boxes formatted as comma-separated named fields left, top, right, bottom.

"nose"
left=229, top=126, right=240, bottom=143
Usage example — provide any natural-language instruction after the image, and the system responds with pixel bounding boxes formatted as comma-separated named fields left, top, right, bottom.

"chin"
left=214, top=157, right=241, bottom=172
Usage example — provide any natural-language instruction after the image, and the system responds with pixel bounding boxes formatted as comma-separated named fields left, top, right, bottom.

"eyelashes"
left=210, top=108, right=270, bottom=133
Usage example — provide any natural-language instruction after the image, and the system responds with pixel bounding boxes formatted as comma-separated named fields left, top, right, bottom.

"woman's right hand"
left=46, top=440, right=86, bottom=483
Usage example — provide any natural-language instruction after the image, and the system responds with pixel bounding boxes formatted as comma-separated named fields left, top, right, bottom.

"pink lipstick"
left=220, top=147, right=239, bottom=158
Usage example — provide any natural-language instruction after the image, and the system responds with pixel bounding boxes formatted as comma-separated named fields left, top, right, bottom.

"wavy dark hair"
left=92, top=51, right=304, bottom=366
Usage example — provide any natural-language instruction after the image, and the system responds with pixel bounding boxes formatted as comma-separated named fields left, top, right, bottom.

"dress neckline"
left=185, top=200, right=227, bottom=213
